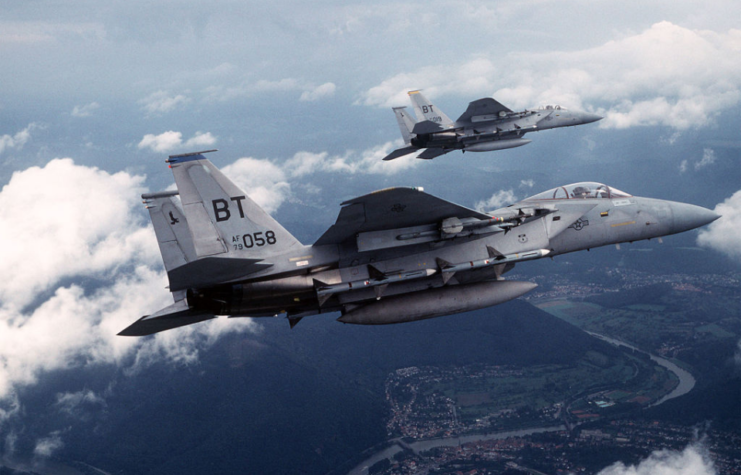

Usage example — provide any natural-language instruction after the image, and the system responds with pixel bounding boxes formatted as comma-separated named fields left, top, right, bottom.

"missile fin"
left=436, top=257, right=453, bottom=270
left=367, top=264, right=386, bottom=280
left=486, top=245, right=505, bottom=260
left=441, top=271, right=455, bottom=285
left=374, top=284, right=388, bottom=300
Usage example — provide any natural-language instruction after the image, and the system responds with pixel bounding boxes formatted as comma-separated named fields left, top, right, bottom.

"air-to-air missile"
left=382, top=90, right=603, bottom=161
left=119, top=150, right=719, bottom=336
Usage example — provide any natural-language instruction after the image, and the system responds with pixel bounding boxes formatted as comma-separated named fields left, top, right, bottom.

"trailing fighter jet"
left=382, top=90, right=603, bottom=161
left=119, top=150, right=719, bottom=336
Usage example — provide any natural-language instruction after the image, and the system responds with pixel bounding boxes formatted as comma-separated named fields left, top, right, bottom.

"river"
left=347, top=426, right=565, bottom=475
left=347, top=332, right=696, bottom=475
left=585, top=332, right=696, bottom=406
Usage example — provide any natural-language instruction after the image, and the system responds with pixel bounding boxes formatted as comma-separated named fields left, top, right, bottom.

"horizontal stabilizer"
left=118, top=300, right=215, bottom=336
left=168, top=257, right=273, bottom=291
left=416, top=148, right=449, bottom=160
left=383, top=145, right=419, bottom=161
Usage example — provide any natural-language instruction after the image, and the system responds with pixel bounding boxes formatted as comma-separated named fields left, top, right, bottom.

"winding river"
left=348, top=332, right=696, bottom=475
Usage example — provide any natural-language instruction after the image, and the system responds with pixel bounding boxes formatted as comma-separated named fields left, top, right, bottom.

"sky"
left=1, top=0, right=740, bottom=471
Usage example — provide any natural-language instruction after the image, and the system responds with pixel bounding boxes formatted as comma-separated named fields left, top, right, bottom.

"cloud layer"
left=360, top=22, right=741, bottom=130
left=597, top=443, right=716, bottom=475
left=138, top=130, right=217, bottom=152
left=697, top=189, right=741, bottom=260
left=0, top=159, right=255, bottom=409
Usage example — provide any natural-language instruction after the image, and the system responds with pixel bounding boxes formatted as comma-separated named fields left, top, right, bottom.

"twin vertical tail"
left=408, top=90, right=454, bottom=127
left=393, top=107, right=416, bottom=145
left=118, top=150, right=303, bottom=337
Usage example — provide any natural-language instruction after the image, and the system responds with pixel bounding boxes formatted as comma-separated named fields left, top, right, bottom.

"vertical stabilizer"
left=166, top=151, right=302, bottom=259
left=408, top=90, right=453, bottom=127
left=393, top=106, right=416, bottom=145
left=142, top=191, right=197, bottom=271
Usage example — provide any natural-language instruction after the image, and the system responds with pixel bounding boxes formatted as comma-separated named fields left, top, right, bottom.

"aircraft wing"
left=411, top=120, right=446, bottom=135
left=456, top=98, right=513, bottom=123
left=315, top=187, right=490, bottom=246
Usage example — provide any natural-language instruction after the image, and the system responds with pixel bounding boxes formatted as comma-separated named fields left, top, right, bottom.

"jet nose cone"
left=671, top=202, right=720, bottom=233
left=581, top=112, right=603, bottom=124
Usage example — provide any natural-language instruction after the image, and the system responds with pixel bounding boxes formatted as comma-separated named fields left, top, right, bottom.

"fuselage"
left=187, top=182, right=719, bottom=323
left=411, top=106, right=603, bottom=153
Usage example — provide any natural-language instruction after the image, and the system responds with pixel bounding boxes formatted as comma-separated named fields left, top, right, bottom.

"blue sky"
left=1, top=1, right=740, bottom=470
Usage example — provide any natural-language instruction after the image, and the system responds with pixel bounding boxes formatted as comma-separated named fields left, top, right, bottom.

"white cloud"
left=184, top=131, right=217, bottom=148
left=204, top=78, right=336, bottom=103
left=300, top=82, right=336, bottom=102
left=0, top=158, right=257, bottom=403
left=222, top=157, right=291, bottom=214
left=285, top=141, right=420, bottom=176
left=0, top=159, right=155, bottom=309
left=0, top=123, right=36, bottom=154
left=519, top=179, right=535, bottom=189
left=475, top=189, right=517, bottom=212
left=597, top=443, right=716, bottom=475
left=139, top=90, right=190, bottom=115
left=679, top=159, right=688, bottom=173
left=694, top=148, right=716, bottom=170
left=697, top=189, right=741, bottom=260
left=138, top=130, right=217, bottom=153
left=33, top=431, right=64, bottom=458
left=71, top=102, right=100, bottom=118
left=360, top=23, right=741, bottom=130
left=138, top=131, right=183, bottom=152
left=55, top=389, right=105, bottom=415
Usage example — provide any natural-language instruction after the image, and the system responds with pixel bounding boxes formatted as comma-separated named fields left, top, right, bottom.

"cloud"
left=679, top=160, right=688, bottom=173
left=204, top=78, right=336, bottom=103
left=222, top=157, right=291, bottom=214
left=285, top=141, right=420, bottom=176
left=137, top=130, right=217, bottom=153
left=0, top=158, right=257, bottom=405
left=0, top=159, right=155, bottom=309
left=0, top=123, right=36, bottom=154
left=359, top=23, right=741, bottom=130
left=474, top=189, right=517, bottom=212
left=697, top=189, right=741, bottom=260
left=139, top=90, right=191, bottom=115
left=694, top=148, right=717, bottom=170
left=34, top=431, right=63, bottom=458
left=300, top=82, right=336, bottom=102
left=519, top=179, right=535, bottom=189
left=71, top=102, right=100, bottom=118
left=597, top=443, right=716, bottom=475
left=55, top=390, right=105, bottom=416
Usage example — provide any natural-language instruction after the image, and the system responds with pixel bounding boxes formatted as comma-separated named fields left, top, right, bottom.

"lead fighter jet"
left=119, top=150, right=719, bottom=336
left=383, top=91, right=603, bottom=161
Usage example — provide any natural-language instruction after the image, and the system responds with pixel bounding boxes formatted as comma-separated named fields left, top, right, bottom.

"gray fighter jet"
left=119, top=150, right=719, bottom=336
left=382, top=90, right=603, bottom=161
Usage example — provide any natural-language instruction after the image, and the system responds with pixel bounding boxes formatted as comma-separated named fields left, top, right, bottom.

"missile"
left=337, top=280, right=537, bottom=325
left=316, top=268, right=437, bottom=298
left=439, top=249, right=550, bottom=274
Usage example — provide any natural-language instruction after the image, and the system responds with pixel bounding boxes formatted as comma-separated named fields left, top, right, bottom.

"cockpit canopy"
left=538, top=105, right=565, bottom=110
left=523, top=182, right=632, bottom=201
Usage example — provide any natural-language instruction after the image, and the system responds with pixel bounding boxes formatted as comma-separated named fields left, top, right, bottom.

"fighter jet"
left=119, top=150, right=719, bottom=336
left=382, top=90, right=603, bottom=161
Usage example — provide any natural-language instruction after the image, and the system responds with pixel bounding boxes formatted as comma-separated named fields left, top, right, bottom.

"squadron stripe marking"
left=611, top=221, right=636, bottom=227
